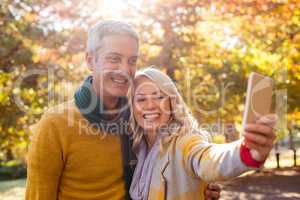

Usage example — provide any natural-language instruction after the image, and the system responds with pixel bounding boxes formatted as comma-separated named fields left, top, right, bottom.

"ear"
left=85, top=52, right=94, bottom=71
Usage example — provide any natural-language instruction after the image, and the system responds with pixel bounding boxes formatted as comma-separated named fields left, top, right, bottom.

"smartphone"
left=242, top=72, right=274, bottom=160
left=242, top=72, right=274, bottom=129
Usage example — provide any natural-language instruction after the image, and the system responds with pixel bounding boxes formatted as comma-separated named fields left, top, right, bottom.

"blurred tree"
left=0, top=0, right=299, bottom=163
left=128, top=0, right=300, bottom=138
left=0, top=0, right=86, bottom=163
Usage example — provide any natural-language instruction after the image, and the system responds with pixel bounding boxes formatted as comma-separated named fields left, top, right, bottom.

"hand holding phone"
left=242, top=72, right=274, bottom=161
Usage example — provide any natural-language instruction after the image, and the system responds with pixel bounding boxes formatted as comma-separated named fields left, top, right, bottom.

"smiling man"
left=25, top=20, right=221, bottom=200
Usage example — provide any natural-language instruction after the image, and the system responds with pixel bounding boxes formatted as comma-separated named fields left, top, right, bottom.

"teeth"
left=112, top=78, right=126, bottom=84
left=143, top=113, right=160, bottom=120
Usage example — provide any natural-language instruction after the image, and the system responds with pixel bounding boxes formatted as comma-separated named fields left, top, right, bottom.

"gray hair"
left=86, top=20, right=139, bottom=53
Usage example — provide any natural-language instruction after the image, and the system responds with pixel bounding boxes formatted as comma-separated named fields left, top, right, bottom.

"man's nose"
left=119, top=61, right=134, bottom=78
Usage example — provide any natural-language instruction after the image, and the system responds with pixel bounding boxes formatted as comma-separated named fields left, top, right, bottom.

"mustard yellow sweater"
left=25, top=100, right=125, bottom=200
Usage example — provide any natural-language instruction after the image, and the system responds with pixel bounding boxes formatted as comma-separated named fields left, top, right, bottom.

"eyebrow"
left=105, top=52, right=123, bottom=57
left=136, top=91, right=159, bottom=96
left=129, top=56, right=138, bottom=60
left=106, top=52, right=138, bottom=58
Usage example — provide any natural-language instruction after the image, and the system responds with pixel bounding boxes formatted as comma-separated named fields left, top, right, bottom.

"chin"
left=113, top=87, right=129, bottom=96
left=114, top=92, right=128, bottom=97
left=142, top=125, right=158, bottom=132
left=107, top=89, right=128, bottom=97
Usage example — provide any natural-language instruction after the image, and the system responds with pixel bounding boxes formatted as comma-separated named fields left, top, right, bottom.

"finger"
left=208, top=183, right=221, bottom=191
left=244, top=139, right=268, bottom=154
left=205, top=190, right=220, bottom=199
left=245, top=124, right=274, bottom=138
left=244, top=132, right=273, bottom=147
left=257, top=114, right=278, bottom=128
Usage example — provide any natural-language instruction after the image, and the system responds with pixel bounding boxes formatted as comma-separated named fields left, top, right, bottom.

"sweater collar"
left=74, top=76, right=130, bottom=134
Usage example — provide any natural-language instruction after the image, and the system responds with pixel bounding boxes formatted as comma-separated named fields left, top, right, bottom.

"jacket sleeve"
left=25, top=114, right=64, bottom=200
left=178, top=134, right=255, bottom=183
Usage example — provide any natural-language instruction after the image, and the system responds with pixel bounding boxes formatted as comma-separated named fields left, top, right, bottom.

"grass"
left=0, top=179, right=26, bottom=193
left=263, top=147, right=300, bottom=169
left=264, top=155, right=300, bottom=169
left=0, top=147, right=298, bottom=199
left=0, top=179, right=26, bottom=200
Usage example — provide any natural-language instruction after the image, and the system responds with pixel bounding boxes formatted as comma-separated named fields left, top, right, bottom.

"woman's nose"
left=145, top=99, right=156, bottom=110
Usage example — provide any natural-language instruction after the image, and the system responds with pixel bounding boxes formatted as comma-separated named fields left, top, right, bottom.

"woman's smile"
left=133, top=75, right=171, bottom=133
left=143, top=112, right=160, bottom=120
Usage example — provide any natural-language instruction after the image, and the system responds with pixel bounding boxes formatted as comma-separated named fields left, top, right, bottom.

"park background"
left=0, top=0, right=300, bottom=199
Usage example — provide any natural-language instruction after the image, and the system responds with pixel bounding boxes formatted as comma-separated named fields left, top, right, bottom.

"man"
left=25, top=20, right=221, bottom=200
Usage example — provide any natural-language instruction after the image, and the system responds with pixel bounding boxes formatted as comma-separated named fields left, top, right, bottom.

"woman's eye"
left=155, top=96, right=165, bottom=100
left=136, top=98, right=145, bottom=102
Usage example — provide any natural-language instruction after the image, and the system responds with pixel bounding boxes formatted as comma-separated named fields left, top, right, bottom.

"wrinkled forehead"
left=96, top=35, right=139, bottom=56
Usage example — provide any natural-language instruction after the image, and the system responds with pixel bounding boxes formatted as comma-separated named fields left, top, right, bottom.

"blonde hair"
left=128, top=66, right=201, bottom=150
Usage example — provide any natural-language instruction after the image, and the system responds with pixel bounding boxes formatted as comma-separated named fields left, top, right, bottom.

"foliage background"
left=0, top=0, right=300, bottom=167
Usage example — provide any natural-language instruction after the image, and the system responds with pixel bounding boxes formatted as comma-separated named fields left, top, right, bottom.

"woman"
left=129, top=67, right=276, bottom=200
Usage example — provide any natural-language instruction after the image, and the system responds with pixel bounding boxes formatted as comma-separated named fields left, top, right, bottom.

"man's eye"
left=129, top=58, right=137, bottom=66
left=107, top=56, right=120, bottom=63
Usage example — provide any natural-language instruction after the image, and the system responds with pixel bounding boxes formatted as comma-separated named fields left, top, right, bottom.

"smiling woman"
left=128, top=67, right=277, bottom=200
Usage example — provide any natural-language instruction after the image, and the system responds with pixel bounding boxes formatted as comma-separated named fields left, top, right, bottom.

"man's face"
left=87, top=35, right=139, bottom=97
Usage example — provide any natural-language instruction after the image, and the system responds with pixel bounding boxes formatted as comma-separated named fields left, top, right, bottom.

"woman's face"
left=133, top=76, right=171, bottom=133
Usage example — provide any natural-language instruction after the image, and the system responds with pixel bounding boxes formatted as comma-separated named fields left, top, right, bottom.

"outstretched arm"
left=179, top=115, right=276, bottom=183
